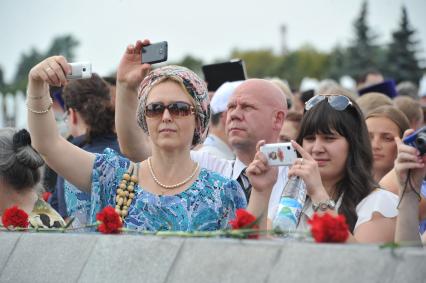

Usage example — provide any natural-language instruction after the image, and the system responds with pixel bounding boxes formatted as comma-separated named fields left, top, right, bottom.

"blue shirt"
left=50, top=134, right=120, bottom=220
left=419, top=180, right=426, bottom=234
left=88, top=148, right=247, bottom=231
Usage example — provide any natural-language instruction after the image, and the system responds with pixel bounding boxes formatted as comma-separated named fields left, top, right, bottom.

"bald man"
left=116, top=78, right=288, bottom=203
left=226, top=79, right=287, bottom=163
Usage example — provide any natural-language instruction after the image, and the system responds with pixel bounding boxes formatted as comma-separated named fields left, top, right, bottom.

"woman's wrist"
left=26, top=82, right=52, bottom=114
left=250, top=188, right=271, bottom=202
left=116, top=81, right=138, bottom=96
left=399, top=187, right=422, bottom=200
left=309, top=186, right=330, bottom=203
left=26, top=96, right=53, bottom=114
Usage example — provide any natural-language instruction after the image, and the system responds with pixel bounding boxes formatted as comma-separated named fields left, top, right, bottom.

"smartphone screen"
left=141, top=41, right=168, bottom=64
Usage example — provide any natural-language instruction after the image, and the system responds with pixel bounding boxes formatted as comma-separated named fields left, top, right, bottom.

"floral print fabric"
left=88, top=148, right=247, bottom=231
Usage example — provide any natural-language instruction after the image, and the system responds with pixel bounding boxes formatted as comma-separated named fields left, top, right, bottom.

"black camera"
left=403, top=126, right=426, bottom=155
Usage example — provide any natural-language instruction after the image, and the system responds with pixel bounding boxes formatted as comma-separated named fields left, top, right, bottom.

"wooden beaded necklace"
left=115, top=162, right=138, bottom=220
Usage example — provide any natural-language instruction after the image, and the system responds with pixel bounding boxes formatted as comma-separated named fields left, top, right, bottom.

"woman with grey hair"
left=0, top=128, right=65, bottom=228
left=25, top=40, right=272, bottom=231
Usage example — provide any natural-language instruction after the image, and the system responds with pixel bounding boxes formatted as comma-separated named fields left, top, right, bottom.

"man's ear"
left=273, top=110, right=286, bottom=131
left=68, top=108, right=78, bottom=124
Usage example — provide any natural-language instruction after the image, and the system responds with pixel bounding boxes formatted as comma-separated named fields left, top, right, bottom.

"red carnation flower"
left=42, top=192, right=52, bottom=202
left=308, top=213, right=349, bottom=243
left=2, top=206, right=29, bottom=229
left=96, top=206, right=122, bottom=234
left=229, top=209, right=259, bottom=239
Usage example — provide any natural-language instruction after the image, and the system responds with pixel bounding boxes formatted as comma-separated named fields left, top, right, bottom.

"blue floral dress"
left=87, top=149, right=247, bottom=231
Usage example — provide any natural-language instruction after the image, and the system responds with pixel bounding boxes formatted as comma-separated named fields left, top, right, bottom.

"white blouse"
left=354, top=189, right=399, bottom=230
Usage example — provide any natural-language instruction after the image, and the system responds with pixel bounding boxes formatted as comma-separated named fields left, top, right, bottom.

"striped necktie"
left=236, top=168, right=252, bottom=202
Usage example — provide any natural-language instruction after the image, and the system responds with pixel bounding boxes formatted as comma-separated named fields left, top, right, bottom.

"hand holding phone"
left=260, top=142, right=298, bottom=166
left=66, top=62, right=92, bottom=80
left=141, top=41, right=168, bottom=64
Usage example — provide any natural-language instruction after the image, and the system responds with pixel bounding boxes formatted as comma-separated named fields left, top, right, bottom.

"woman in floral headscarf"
left=25, top=40, right=272, bottom=231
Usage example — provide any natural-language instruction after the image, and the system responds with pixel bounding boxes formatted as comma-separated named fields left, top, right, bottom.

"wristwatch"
left=312, top=199, right=336, bottom=212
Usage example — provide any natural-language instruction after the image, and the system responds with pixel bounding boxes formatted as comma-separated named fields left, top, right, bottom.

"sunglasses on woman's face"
left=305, top=95, right=353, bottom=111
left=145, top=102, right=195, bottom=118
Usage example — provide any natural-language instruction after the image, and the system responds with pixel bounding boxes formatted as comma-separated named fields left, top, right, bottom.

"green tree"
left=175, top=55, right=204, bottom=76
left=273, top=45, right=329, bottom=89
left=326, top=45, right=349, bottom=80
left=230, top=48, right=279, bottom=78
left=12, top=34, right=79, bottom=92
left=385, top=6, right=423, bottom=84
left=46, top=35, right=79, bottom=60
left=12, top=48, right=43, bottom=92
left=346, top=1, right=380, bottom=79
left=0, top=66, right=4, bottom=90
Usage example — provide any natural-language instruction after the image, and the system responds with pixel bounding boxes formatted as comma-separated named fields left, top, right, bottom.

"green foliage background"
left=0, top=2, right=424, bottom=94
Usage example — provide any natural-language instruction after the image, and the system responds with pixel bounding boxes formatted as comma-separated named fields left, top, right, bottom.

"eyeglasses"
left=305, top=95, right=353, bottom=111
left=145, top=102, right=195, bottom=118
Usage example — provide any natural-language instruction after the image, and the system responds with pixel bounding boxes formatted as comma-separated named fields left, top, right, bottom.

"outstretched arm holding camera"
left=27, top=56, right=95, bottom=192
left=381, top=129, right=426, bottom=244
left=115, top=39, right=152, bottom=161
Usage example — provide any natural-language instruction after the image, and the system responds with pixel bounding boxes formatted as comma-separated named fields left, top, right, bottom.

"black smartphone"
left=141, top=41, right=168, bottom=64
left=202, top=59, right=247, bottom=92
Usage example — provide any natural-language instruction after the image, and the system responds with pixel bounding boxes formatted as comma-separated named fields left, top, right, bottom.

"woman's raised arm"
left=115, top=39, right=152, bottom=161
left=27, top=56, right=95, bottom=192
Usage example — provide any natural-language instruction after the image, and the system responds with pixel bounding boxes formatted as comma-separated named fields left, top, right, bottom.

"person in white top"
left=116, top=67, right=289, bottom=204
left=198, top=81, right=243, bottom=160
left=248, top=94, right=399, bottom=243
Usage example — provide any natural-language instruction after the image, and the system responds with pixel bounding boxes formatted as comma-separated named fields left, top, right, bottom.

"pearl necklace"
left=148, top=157, right=199, bottom=190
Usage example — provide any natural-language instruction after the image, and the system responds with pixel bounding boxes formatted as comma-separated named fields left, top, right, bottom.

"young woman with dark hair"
left=249, top=94, right=399, bottom=243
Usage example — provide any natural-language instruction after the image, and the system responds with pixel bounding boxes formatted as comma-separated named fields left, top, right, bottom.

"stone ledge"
left=0, top=233, right=425, bottom=283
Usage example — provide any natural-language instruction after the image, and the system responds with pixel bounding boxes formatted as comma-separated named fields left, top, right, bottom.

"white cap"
left=299, top=77, right=319, bottom=92
left=210, top=81, right=244, bottom=114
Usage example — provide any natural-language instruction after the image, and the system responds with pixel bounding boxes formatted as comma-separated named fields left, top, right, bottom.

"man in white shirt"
left=198, top=81, right=243, bottom=160
left=192, top=79, right=289, bottom=204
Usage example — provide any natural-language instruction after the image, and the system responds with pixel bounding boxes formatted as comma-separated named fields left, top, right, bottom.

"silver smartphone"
left=260, top=142, right=298, bottom=166
left=66, top=62, right=92, bottom=80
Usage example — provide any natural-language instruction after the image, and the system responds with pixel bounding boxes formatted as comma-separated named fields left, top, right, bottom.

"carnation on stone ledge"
left=308, top=212, right=349, bottom=243
left=96, top=206, right=123, bottom=234
left=229, top=208, right=259, bottom=239
left=2, top=206, right=29, bottom=229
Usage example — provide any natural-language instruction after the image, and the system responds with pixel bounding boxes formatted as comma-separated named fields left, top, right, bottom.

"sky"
left=1, top=0, right=425, bottom=83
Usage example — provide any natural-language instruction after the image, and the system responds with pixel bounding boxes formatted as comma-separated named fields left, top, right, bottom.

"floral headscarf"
left=136, top=65, right=210, bottom=146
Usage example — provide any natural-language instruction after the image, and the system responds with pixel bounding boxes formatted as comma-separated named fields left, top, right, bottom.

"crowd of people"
left=1, top=39, right=425, bottom=245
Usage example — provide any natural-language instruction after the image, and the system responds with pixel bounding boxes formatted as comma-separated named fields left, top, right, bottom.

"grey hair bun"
left=0, top=128, right=44, bottom=190
left=12, top=129, right=44, bottom=169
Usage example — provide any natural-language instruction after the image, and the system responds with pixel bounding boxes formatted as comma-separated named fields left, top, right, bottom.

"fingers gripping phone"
left=260, top=142, right=298, bottom=166
left=141, top=41, right=168, bottom=64
left=66, top=62, right=92, bottom=80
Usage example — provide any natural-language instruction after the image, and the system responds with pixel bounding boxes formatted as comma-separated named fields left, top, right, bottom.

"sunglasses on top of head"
left=305, top=95, right=353, bottom=111
left=145, top=102, right=195, bottom=118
